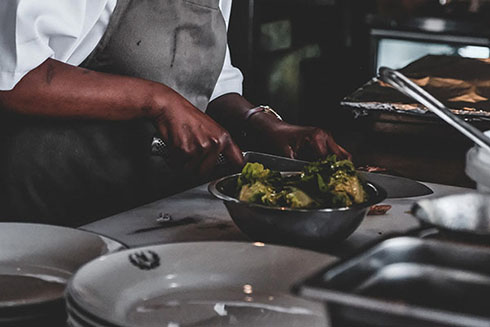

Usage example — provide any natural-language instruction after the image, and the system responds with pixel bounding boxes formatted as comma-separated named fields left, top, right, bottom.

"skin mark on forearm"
left=140, top=97, right=157, bottom=118
left=45, top=62, right=55, bottom=84
left=141, top=105, right=152, bottom=116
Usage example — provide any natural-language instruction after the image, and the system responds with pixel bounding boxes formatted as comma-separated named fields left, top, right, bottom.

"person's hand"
left=205, top=94, right=350, bottom=162
left=153, top=92, right=244, bottom=176
left=254, top=120, right=351, bottom=161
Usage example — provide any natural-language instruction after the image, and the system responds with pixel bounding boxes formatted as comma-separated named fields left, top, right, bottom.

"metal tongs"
left=378, top=67, right=490, bottom=152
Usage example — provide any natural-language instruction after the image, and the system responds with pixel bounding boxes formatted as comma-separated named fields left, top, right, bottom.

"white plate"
left=0, top=223, right=125, bottom=310
left=68, top=241, right=336, bottom=327
left=66, top=294, right=110, bottom=327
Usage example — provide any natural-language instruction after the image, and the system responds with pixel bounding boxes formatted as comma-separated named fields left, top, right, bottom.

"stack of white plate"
left=65, top=242, right=336, bottom=327
left=0, top=223, right=125, bottom=327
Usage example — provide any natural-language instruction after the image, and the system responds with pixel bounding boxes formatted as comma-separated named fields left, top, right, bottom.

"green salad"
left=237, top=155, right=368, bottom=209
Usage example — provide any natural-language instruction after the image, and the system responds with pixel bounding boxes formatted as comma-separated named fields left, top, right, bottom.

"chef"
left=0, top=0, right=350, bottom=225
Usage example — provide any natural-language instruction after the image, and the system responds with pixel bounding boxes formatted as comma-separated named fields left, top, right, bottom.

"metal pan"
left=411, top=192, right=490, bottom=238
left=295, top=236, right=490, bottom=327
left=379, top=67, right=490, bottom=152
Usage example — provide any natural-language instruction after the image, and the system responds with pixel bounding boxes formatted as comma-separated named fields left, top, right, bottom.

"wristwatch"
left=244, top=105, right=283, bottom=121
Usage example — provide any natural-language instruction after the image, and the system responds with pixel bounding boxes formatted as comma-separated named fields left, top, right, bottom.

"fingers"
left=282, top=144, right=295, bottom=159
left=177, top=135, right=220, bottom=175
left=197, top=137, right=223, bottom=176
left=195, top=133, right=243, bottom=176
left=325, top=132, right=351, bottom=160
left=297, top=128, right=351, bottom=161
left=154, top=95, right=242, bottom=177
left=165, top=124, right=242, bottom=177
left=222, top=136, right=244, bottom=168
left=337, top=144, right=352, bottom=160
left=309, top=128, right=329, bottom=159
left=296, top=128, right=335, bottom=160
left=167, top=125, right=200, bottom=171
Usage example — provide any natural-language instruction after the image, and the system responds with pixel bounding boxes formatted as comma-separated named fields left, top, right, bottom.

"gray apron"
left=0, top=0, right=227, bottom=226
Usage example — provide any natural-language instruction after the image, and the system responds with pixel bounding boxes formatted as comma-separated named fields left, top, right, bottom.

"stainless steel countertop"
left=80, top=180, right=471, bottom=258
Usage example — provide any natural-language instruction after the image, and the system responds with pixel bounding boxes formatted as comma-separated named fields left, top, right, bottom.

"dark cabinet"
left=228, top=0, right=374, bottom=125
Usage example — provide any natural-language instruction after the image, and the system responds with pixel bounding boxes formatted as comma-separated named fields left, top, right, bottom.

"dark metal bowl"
left=208, top=173, right=387, bottom=247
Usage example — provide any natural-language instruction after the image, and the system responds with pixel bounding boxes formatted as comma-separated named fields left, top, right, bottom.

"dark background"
left=227, top=0, right=490, bottom=187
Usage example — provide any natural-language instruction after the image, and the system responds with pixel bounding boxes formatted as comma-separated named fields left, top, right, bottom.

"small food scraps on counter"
left=368, top=204, right=392, bottom=216
left=357, top=165, right=388, bottom=173
left=237, top=155, right=368, bottom=209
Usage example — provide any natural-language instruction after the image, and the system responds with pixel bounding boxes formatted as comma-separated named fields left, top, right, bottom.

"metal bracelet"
left=245, top=105, right=283, bottom=121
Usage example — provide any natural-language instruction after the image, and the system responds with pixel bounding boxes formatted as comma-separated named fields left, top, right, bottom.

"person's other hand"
left=153, top=92, right=244, bottom=176
left=258, top=121, right=351, bottom=161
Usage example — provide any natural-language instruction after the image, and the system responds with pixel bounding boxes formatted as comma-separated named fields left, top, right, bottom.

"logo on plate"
left=129, top=250, right=160, bottom=270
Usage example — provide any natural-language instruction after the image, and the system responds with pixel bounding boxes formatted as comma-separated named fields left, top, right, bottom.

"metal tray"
left=341, top=55, right=490, bottom=122
left=294, top=237, right=490, bottom=327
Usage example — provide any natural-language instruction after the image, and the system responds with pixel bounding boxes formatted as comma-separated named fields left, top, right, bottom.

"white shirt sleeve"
left=0, top=0, right=116, bottom=91
left=0, top=0, right=242, bottom=97
left=210, top=0, right=244, bottom=101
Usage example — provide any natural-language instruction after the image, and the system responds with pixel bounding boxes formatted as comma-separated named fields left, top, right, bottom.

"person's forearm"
left=0, top=58, right=174, bottom=120
left=206, top=93, right=284, bottom=136
left=0, top=59, right=245, bottom=174
left=206, top=93, right=253, bottom=128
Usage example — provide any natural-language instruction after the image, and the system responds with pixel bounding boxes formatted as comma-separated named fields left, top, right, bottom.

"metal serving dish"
left=295, top=237, right=490, bottom=327
left=412, top=192, right=490, bottom=238
left=208, top=173, right=386, bottom=247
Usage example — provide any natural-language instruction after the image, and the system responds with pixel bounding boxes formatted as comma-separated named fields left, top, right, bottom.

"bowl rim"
left=208, top=173, right=387, bottom=213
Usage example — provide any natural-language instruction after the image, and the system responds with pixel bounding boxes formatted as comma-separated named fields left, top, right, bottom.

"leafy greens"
left=237, top=155, right=368, bottom=209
